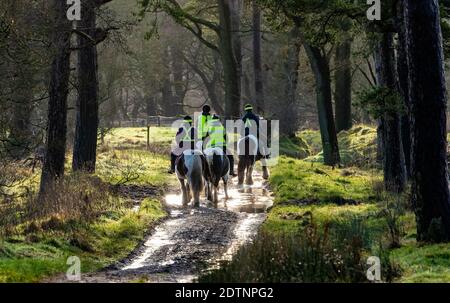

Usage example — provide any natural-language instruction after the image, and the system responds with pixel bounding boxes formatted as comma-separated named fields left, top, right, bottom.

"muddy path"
left=78, top=170, right=273, bottom=283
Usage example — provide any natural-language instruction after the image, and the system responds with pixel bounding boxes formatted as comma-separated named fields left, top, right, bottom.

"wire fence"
left=111, top=116, right=181, bottom=128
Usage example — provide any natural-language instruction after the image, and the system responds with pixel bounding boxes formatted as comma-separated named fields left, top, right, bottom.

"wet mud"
left=59, top=170, right=273, bottom=283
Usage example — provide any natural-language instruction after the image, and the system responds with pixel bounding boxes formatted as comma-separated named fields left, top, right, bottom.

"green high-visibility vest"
left=198, top=114, right=211, bottom=139
left=206, top=120, right=226, bottom=149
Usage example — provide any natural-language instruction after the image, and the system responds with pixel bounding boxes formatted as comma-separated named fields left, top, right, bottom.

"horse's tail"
left=185, top=154, right=204, bottom=193
left=211, top=151, right=224, bottom=181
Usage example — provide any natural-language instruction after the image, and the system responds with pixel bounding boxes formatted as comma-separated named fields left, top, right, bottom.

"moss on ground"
left=279, top=135, right=310, bottom=159
left=302, top=125, right=378, bottom=167
left=270, top=157, right=381, bottom=204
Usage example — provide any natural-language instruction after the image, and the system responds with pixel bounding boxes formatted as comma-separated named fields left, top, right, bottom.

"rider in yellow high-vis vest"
left=206, top=116, right=226, bottom=149
left=206, top=115, right=236, bottom=176
left=198, top=105, right=211, bottom=141
left=168, top=116, right=195, bottom=174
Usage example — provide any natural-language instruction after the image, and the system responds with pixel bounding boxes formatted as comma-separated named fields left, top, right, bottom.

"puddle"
left=105, top=170, right=272, bottom=283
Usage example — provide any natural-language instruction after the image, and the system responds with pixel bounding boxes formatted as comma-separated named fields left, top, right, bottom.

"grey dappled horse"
left=204, top=147, right=230, bottom=204
left=237, top=135, right=270, bottom=187
left=175, top=150, right=206, bottom=207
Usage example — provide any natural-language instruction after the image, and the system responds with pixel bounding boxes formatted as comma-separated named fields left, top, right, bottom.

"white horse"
left=175, top=150, right=205, bottom=207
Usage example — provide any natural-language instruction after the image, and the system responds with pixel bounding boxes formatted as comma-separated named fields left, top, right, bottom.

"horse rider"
left=198, top=105, right=212, bottom=143
left=206, top=114, right=236, bottom=177
left=168, top=115, right=195, bottom=174
left=242, top=103, right=260, bottom=139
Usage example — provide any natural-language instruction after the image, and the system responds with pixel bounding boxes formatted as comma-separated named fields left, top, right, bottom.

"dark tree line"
left=40, top=0, right=114, bottom=196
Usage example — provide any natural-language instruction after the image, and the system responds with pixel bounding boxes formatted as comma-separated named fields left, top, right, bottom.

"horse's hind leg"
left=180, top=179, right=188, bottom=206
left=213, top=186, right=219, bottom=204
left=262, top=165, right=270, bottom=180
left=193, top=189, right=200, bottom=207
left=223, top=177, right=229, bottom=200
left=186, top=183, right=192, bottom=204
left=237, top=158, right=245, bottom=187
left=246, top=164, right=254, bottom=185
left=206, top=181, right=213, bottom=201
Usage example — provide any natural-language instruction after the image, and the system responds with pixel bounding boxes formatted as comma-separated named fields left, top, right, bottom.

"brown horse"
left=237, top=134, right=270, bottom=186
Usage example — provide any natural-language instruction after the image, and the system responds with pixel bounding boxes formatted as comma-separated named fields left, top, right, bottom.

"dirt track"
left=63, top=170, right=273, bottom=283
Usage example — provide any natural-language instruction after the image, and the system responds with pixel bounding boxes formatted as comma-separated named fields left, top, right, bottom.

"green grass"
left=103, top=127, right=174, bottom=149
left=391, top=242, right=450, bottom=282
left=300, top=125, right=378, bottom=167
left=279, top=135, right=310, bottom=159
left=0, top=127, right=174, bottom=282
left=0, top=198, right=165, bottom=282
left=270, top=157, right=381, bottom=204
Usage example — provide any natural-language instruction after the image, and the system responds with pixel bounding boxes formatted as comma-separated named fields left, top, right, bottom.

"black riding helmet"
left=202, top=105, right=211, bottom=114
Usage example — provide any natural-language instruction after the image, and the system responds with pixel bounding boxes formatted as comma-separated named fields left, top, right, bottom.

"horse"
left=237, top=135, right=258, bottom=186
left=175, top=150, right=207, bottom=207
left=203, top=147, right=230, bottom=204
left=237, top=134, right=270, bottom=186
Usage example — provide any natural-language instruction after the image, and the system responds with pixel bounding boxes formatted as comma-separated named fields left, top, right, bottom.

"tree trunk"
left=334, top=38, right=352, bottom=132
left=217, top=0, right=241, bottom=119
left=72, top=1, right=99, bottom=173
left=280, top=26, right=301, bottom=136
left=397, top=0, right=412, bottom=178
left=373, top=54, right=385, bottom=165
left=146, top=95, right=157, bottom=116
left=8, top=86, right=33, bottom=158
left=376, top=32, right=406, bottom=193
left=405, top=0, right=450, bottom=242
left=304, top=43, right=340, bottom=166
left=230, top=0, right=242, bottom=109
left=170, top=45, right=186, bottom=115
left=252, top=0, right=264, bottom=114
left=39, top=0, right=71, bottom=195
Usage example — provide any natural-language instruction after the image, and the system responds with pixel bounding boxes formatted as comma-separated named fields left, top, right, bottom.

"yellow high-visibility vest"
left=198, top=114, right=211, bottom=139
left=206, top=120, right=226, bottom=149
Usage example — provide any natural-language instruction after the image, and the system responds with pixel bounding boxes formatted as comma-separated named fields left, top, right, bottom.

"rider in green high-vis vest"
left=198, top=105, right=212, bottom=141
left=206, top=114, right=236, bottom=177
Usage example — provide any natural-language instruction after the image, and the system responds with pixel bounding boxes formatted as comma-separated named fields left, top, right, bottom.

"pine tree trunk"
left=304, top=43, right=340, bottom=166
left=405, top=0, right=450, bottom=242
left=39, top=0, right=71, bottom=195
left=280, top=26, right=301, bottom=136
left=218, top=0, right=241, bottom=119
left=252, top=0, right=264, bottom=114
left=73, top=1, right=99, bottom=173
left=170, top=45, right=185, bottom=115
left=376, top=32, right=406, bottom=193
left=8, top=86, right=33, bottom=158
left=334, top=39, right=352, bottom=132
left=397, top=0, right=412, bottom=178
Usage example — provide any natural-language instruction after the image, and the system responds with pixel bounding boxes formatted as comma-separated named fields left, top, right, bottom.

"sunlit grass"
left=0, top=198, right=165, bottom=282
left=391, top=242, right=450, bottom=282
left=0, top=127, right=173, bottom=282
left=270, top=157, right=382, bottom=204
